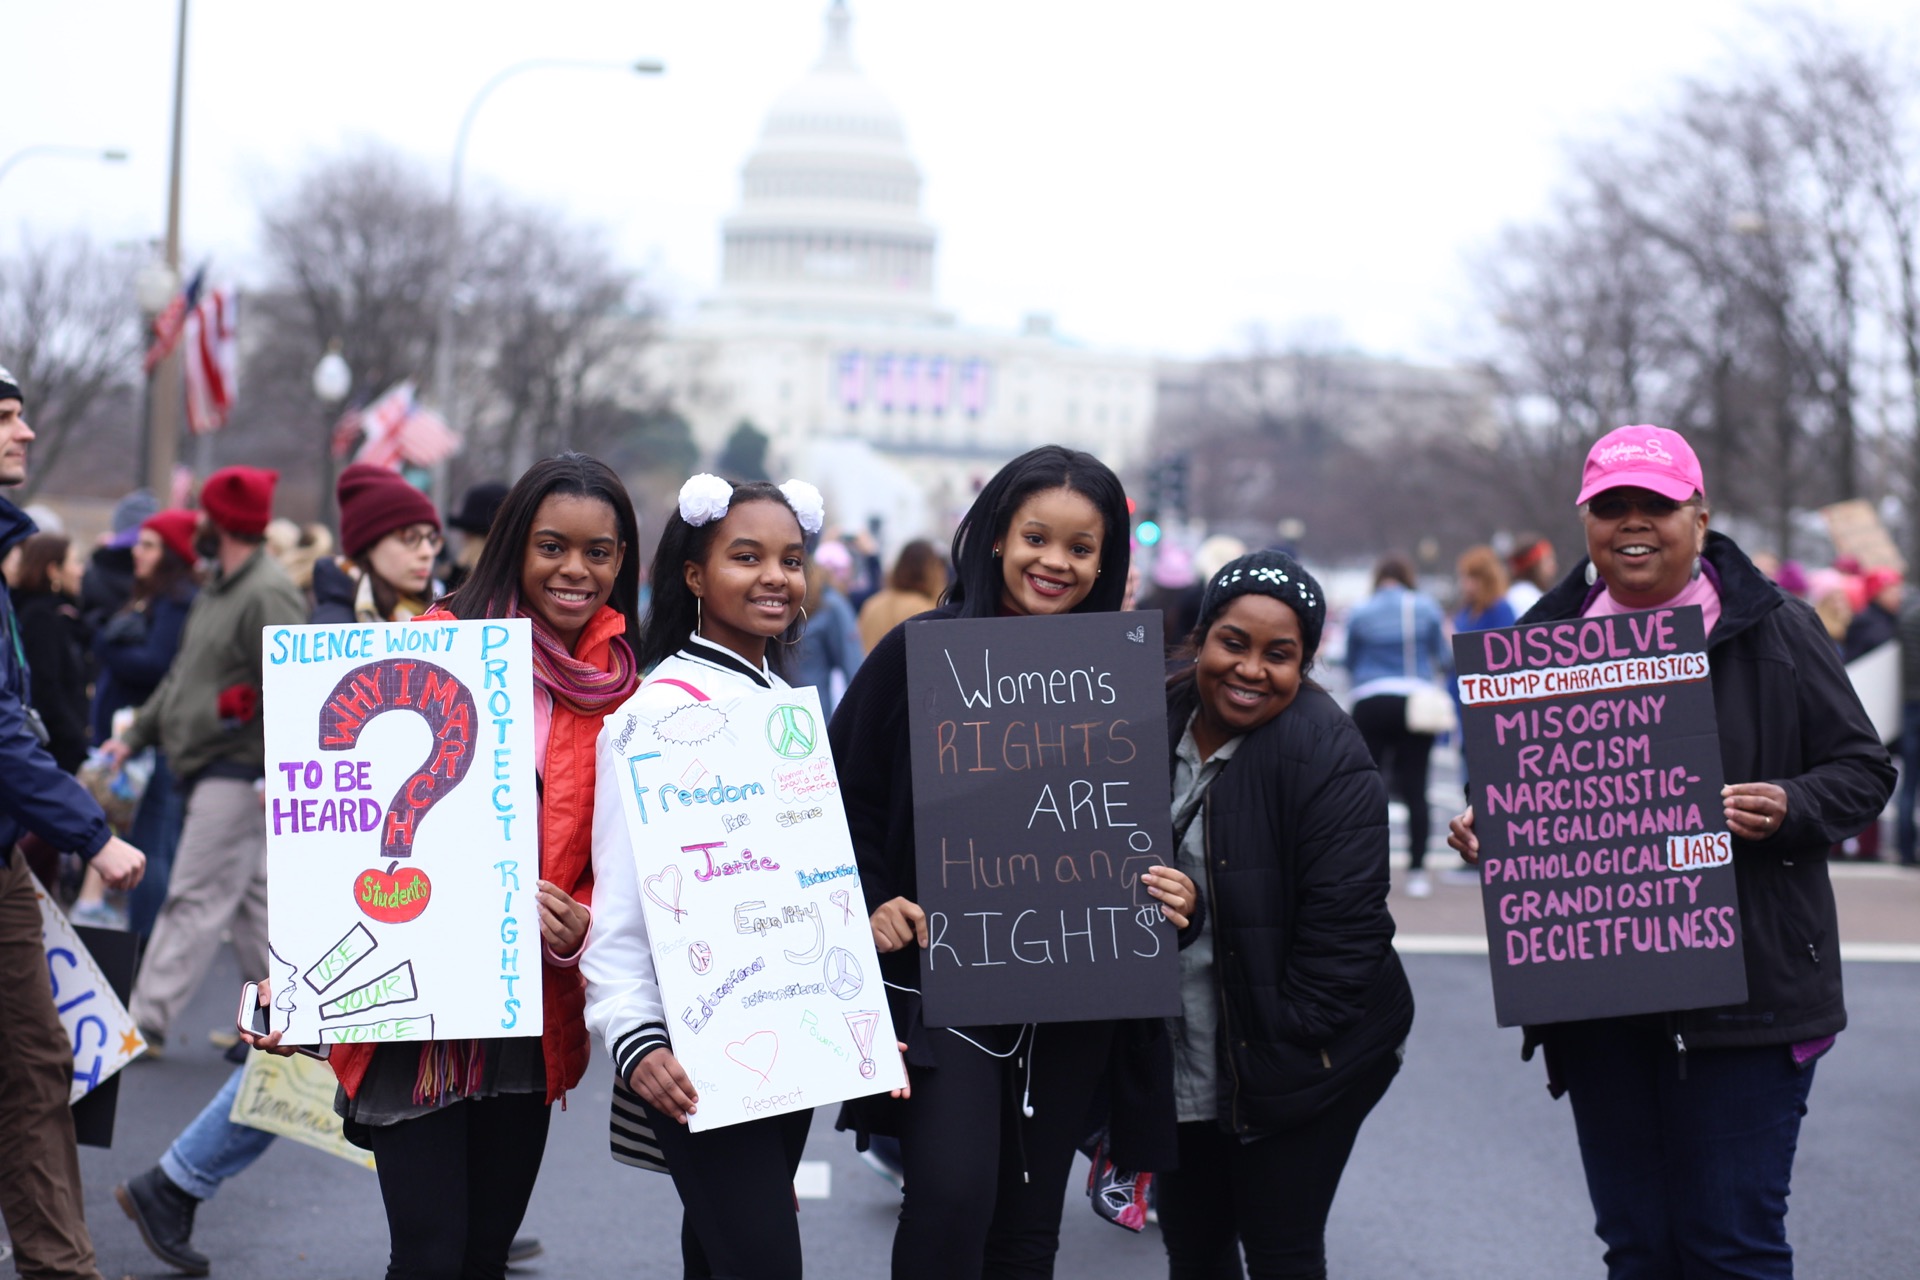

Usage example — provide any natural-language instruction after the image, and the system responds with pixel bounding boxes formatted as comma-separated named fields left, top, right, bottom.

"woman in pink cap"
left=1447, top=424, right=1893, bottom=1278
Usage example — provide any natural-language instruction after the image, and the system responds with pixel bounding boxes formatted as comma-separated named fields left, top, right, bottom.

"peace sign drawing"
left=765, top=704, right=817, bottom=760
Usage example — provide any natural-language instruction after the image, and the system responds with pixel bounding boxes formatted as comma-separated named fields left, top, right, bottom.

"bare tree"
left=0, top=234, right=142, bottom=499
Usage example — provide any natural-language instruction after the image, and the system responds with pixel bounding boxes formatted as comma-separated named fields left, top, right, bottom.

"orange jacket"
left=331, top=605, right=627, bottom=1106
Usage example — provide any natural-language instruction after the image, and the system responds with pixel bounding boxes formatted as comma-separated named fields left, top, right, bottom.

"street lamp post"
left=313, top=343, right=352, bottom=529
left=431, top=56, right=663, bottom=506
left=133, top=258, right=179, bottom=490
left=144, top=0, right=190, bottom=506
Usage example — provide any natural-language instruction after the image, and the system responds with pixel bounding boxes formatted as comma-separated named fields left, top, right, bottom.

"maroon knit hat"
left=336, top=463, right=441, bottom=560
left=200, top=467, right=278, bottom=536
left=141, top=509, right=199, bottom=567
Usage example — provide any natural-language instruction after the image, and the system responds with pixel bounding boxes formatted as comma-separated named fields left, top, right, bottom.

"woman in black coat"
left=12, top=532, right=93, bottom=773
left=1158, top=550, right=1414, bottom=1280
left=1449, top=425, right=1893, bottom=1277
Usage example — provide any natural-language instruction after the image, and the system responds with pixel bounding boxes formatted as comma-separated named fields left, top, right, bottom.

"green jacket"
left=124, top=545, right=307, bottom=782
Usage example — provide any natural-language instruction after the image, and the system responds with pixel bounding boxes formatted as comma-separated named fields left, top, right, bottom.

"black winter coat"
left=14, top=588, right=93, bottom=774
left=1168, top=680, right=1414, bottom=1134
left=1523, top=531, right=1894, bottom=1050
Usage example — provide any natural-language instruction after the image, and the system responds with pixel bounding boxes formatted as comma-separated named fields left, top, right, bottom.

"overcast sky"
left=8, top=0, right=1918, bottom=365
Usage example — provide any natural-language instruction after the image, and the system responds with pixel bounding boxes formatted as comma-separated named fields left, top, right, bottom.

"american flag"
left=331, top=381, right=460, bottom=468
left=182, top=287, right=237, bottom=434
left=142, top=266, right=205, bottom=375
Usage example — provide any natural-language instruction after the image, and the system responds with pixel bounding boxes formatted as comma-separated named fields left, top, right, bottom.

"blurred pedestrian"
left=262, top=518, right=332, bottom=598
left=1505, top=534, right=1557, bottom=617
left=1842, top=567, right=1900, bottom=662
left=79, top=490, right=159, bottom=634
left=70, top=509, right=201, bottom=936
left=1453, top=545, right=1516, bottom=636
left=444, top=479, right=509, bottom=594
left=101, top=468, right=307, bottom=1054
left=311, top=464, right=441, bottom=624
left=792, top=539, right=864, bottom=714
left=11, top=533, right=93, bottom=774
left=857, top=537, right=947, bottom=651
left=1156, top=550, right=1412, bottom=1278
left=1448, top=424, right=1893, bottom=1278
left=1898, top=584, right=1920, bottom=869
left=0, top=361, right=146, bottom=1280
left=1344, top=554, right=1451, bottom=897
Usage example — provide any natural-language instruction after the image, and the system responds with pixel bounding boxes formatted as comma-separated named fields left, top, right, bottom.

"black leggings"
left=367, top=1092, right=552, bottom=1280
left=1156, top=1055, right=1399, bottom=1280
left=893, top=1020, right=1115, bottom=1280
left=644, top=1097, right=813, bottom=1280
left=1351, top=695, right=1435, bottom=869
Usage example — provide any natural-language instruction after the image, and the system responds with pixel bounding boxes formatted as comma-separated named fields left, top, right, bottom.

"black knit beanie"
left=1195, top=549, right=1327, bottom=662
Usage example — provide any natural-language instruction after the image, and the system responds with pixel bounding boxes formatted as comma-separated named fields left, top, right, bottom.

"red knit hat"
left=336, top=463, right=441, bottom=560
left=141, top=509, right=199, bottom=567
left=200, top=466, right=278, bottom=536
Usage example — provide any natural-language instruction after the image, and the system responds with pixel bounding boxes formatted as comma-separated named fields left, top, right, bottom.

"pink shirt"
left=1583, top=568, right=1722, bottom=636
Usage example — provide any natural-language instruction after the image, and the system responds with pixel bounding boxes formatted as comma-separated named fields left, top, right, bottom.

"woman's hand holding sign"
left=1723, top=782, right=1788, bottom=841
left=1447, top=807, right=1479, bottom=864
left=870, top=896, right=927, bottom=953
left=1141, top=866, right=1197, bottom=930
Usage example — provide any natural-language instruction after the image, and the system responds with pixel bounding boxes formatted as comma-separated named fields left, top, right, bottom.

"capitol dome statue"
left=715, top=0, right=945, bottom=322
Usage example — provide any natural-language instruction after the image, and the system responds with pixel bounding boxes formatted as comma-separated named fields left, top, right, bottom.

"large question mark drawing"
left=319, top=659, right=476, bottom=924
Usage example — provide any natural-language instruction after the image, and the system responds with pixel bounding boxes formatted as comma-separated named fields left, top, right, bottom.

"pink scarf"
left=510, top=596, right=638, bottom=715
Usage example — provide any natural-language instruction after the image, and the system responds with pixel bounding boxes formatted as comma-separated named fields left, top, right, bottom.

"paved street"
left=71, top=890, right=1920, bottom=1280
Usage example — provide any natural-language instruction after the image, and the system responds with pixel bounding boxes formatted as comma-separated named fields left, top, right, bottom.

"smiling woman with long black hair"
left=1157, top=549, right=1414, bottom=1280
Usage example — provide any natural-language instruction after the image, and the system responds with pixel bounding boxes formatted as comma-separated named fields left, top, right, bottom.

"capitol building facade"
left=635, top=2, right=1156, bottom=546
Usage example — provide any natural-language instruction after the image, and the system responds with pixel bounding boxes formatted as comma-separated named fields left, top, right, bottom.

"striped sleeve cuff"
left=612, top=1022, right=671, bottom=1081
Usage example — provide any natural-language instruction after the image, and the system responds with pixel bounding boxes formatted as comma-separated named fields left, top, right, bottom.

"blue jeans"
left=1896, top=701, right=1920, bottom=865
left=1552, top=1019, right=1817, bottom=1280
left=127, top=752, right=185, bottom=939
left=159, top=1066, right=276, bottom=1200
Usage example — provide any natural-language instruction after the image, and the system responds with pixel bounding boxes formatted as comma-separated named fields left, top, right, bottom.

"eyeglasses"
left=394, top=527, right=445, bottom=552
left=1586, top=493, right=1686, bottom=521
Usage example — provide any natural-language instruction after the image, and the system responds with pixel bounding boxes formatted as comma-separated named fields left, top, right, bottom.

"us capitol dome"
left=640, top=1, right=1155, bottom=543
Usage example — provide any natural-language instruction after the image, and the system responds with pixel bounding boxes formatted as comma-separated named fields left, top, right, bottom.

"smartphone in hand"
left=235, top=981, right=329, bottom=1060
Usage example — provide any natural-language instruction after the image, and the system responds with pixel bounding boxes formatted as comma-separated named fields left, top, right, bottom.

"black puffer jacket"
left=1523, top=531, right=1894, bottom=1050
left=1167, top=679, right=1415, bottom=1135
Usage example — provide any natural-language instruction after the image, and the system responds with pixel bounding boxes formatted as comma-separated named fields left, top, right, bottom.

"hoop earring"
left=1584, top=562, right=1598, bottom=586
left=781, top=605, right=810, bottom=647
left=695, top=596, right=703, bottom=637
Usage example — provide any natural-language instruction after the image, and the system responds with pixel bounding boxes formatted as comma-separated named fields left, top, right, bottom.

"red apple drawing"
left=354, top=862, right=432, bottom=924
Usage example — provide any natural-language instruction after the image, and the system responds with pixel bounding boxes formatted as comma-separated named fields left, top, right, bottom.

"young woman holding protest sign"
left=244, top=452, right=641, bottom=1280
left=1447, top=426, right=1893, bottom=1278
left=1157, top=549, right=1413, bottom=1279
left=584, top=472, right=907, bottom=1278
left=830, top=444, right=1200, bottom=1279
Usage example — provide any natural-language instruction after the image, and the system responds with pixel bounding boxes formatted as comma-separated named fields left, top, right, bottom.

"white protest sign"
left=612, top=682, right=905, bottom=1132
left=262, top=619, right=542, bottom=1045
left=36, top=884, right=145, bottom=1101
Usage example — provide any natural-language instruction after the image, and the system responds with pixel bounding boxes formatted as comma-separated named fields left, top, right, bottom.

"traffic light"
left=1136, top=518, right=1163, bottom=547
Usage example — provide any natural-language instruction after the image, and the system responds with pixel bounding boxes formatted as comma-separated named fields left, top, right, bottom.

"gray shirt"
left=1170, top=714, right=1242, bottom=1125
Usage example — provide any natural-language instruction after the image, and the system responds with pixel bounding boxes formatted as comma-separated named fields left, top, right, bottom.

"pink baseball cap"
left=1576, top=425, right=1705, bottom=506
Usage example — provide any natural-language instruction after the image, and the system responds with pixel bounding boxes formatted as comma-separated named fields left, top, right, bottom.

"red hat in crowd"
left=199, top=466, right=278, bottom=536
left=335, top=462, right=441, bottom=560
left=141, top=509, right=199, bottom=567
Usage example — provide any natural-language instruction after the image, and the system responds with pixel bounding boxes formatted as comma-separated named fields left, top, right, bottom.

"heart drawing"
left=1125, top=625, right=1146, bottom=644
left=643, top=865, right=686, bottom=923
left=725, top=1031, right=780, bottom=1087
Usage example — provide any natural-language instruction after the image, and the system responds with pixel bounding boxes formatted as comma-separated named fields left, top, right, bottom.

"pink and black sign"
left=1453, top=605, right=1747, bottom=1027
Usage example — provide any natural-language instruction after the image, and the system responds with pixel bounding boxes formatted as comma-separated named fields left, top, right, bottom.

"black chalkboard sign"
left=905, top=611, right=1181, bottom=1027
left=1454, top=604, right=1747, bottom=1027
